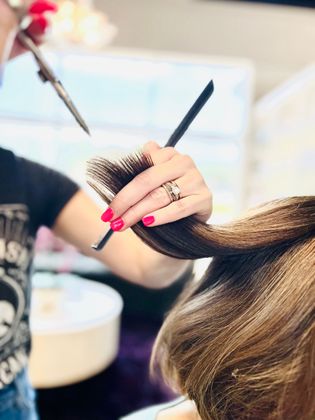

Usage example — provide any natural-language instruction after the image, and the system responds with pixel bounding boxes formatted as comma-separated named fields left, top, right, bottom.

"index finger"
left=109, top=156, right=185, bottom=219
left=142, top=140, right=161, bottom=155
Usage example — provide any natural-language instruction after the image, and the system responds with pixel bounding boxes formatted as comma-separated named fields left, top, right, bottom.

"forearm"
left=78, top=222, right=192, bottom=289
left=54, top=191, right=192, bottom=289
left=132, top=237, right=193, bottom=288
left=97, top=227, right=192, bottom=288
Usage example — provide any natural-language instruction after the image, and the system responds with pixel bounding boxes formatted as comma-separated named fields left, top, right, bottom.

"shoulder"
left=15, top=155, right=78, bottom=194
left=121, top=398, right=198, bottom=420
left=0, top=149, right=54, bottom=185
left=0, top=147, right=17, bottom=170
left=121, top=400, right=179, bottom=420
left=0, top=147, right=15, bottom=158
left=0, top=148, right=24, bottom=201
left=157, top=400, right=199, bottom=420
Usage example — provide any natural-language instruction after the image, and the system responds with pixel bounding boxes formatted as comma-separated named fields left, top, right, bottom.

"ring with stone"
left=162, top=181, right=181, bottom=203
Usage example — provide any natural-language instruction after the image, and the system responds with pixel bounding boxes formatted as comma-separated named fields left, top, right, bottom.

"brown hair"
left=87, top=152, right=315, bottom=419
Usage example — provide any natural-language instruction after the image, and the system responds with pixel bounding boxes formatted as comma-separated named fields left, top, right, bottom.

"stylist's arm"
left=54, top=142, right=212, bottom=289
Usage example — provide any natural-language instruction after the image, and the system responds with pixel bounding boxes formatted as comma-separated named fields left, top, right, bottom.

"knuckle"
left=124, top=205, right=138, bottom=223
left=203, top=188, right=213, bottom=203
left=163, top=147, right=177, bottom=159
left=171, top=154, right=182, bottom=164
left=110, top=201, right=125, bottom=216
left=164, top=146, right=175, bottom=153
left=196, top=188, right=212, bottom=207
left=191, top=169, right=204, bottom=184
left=191, top=168, right=210, bottom=190
left=150, top=147, right=175, bottom=165
left=109, top=196, right=122, bottom=214
left=149, top=187, right=167, bottom=202
left=200, top=194, right=213, bottom=218
left=143, top=140, right=159, bottom=153
left=159, top=147, right=176, bottom=160
left=175, top=199, right=187, bottom=213
left=135, top=170, right=152, bottom=187
left=181, top=154, right=195, bottom=168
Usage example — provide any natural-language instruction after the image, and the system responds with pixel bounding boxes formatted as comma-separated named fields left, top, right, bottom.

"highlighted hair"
left=87, top=152, right=315, bottom=419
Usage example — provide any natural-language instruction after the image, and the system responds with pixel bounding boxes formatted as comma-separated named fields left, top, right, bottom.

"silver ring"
left=162, top=181, right=181, bottom=203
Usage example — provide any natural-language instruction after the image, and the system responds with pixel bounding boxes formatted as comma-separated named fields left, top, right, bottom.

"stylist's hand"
left=101, top=141, right=212, bottom=231
left=0, top=0, right=57, bottom=60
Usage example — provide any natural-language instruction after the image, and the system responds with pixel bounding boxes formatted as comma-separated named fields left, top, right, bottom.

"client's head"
left=152, top=197, right=315, bottom=420
left=87, top=152, right=315, bottom=419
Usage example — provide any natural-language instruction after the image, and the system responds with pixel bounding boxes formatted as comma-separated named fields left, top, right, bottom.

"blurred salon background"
left=1, top=0, right=314, bottom=419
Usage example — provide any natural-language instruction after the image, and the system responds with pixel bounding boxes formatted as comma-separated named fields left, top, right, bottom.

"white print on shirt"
left=0, top=302, right=14, bottom=339
left=0, top=348, right=28, bottom=389
left=0, top=275, right=25, bottom=347
left=0, top=205, right=34, bottom=388
left=0, top=240, right=31, bottom=270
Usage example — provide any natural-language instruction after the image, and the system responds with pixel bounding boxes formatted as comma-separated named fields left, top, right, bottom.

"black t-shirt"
left=0, top=147, right=79, bottom=389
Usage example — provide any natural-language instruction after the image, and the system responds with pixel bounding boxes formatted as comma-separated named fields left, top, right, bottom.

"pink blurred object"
left=35, top=227, right=79, bottom=274
left=35, top=227, right=68, bottom=252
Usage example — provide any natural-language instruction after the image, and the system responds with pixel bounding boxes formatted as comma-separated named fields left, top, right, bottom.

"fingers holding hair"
left=100, top=142, right=212, bottom=231
left=103, top=148, right=188, bottom=222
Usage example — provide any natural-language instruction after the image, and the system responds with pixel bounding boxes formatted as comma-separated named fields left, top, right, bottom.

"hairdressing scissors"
left=5, top=0, right=90, bottom=135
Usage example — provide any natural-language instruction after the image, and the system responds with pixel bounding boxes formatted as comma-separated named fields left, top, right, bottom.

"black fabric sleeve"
left=17, top=157, right=80, bottom=232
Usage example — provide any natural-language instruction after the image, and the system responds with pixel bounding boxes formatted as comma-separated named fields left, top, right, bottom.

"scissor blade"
left=53, top=80, right=91, bottom=135
left=17, top=31, right=91, bottom=135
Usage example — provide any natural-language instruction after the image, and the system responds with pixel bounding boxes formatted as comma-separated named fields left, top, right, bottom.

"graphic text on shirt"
left=0, top=205, right=34, bottom=389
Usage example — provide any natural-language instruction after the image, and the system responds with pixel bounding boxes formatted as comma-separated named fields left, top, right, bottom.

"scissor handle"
left=16, top=31, right=91, bottom=135
left=17, top=31, right=58, bottom=84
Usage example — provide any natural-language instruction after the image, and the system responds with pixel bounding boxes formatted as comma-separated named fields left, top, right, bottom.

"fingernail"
left=29, top=0, right=58, bottom=14
left=142, top=215, right=155, bottom=226
left=101, top=208, right=114, bottom=223
left=27, top=15, right=49, bottom=36
left=110, top=218, right=124, bottom=232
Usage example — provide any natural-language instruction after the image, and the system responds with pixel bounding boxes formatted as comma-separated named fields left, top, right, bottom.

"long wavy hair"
left=87, top=152, right=315, bottom=420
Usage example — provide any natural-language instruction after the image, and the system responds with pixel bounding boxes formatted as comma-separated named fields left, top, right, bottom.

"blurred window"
left=0, top=51, right=253, bottom=222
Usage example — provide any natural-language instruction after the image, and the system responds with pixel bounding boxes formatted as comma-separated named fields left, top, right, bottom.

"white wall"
left=97, top=0, right=315, bottom=97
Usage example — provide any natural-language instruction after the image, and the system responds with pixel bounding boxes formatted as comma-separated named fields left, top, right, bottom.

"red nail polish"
left=29, top=0, right=58, bottom=15
left=142, top=215, right=155, bottom=226
left=27, top=15, right=49, bottom=36
left=101, top=208, right=114, bottom=223
left=110, top=218, right=124, bottom=232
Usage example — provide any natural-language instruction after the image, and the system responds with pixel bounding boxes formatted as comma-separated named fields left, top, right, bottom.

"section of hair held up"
left=87, top=151, right=315, bottom=260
